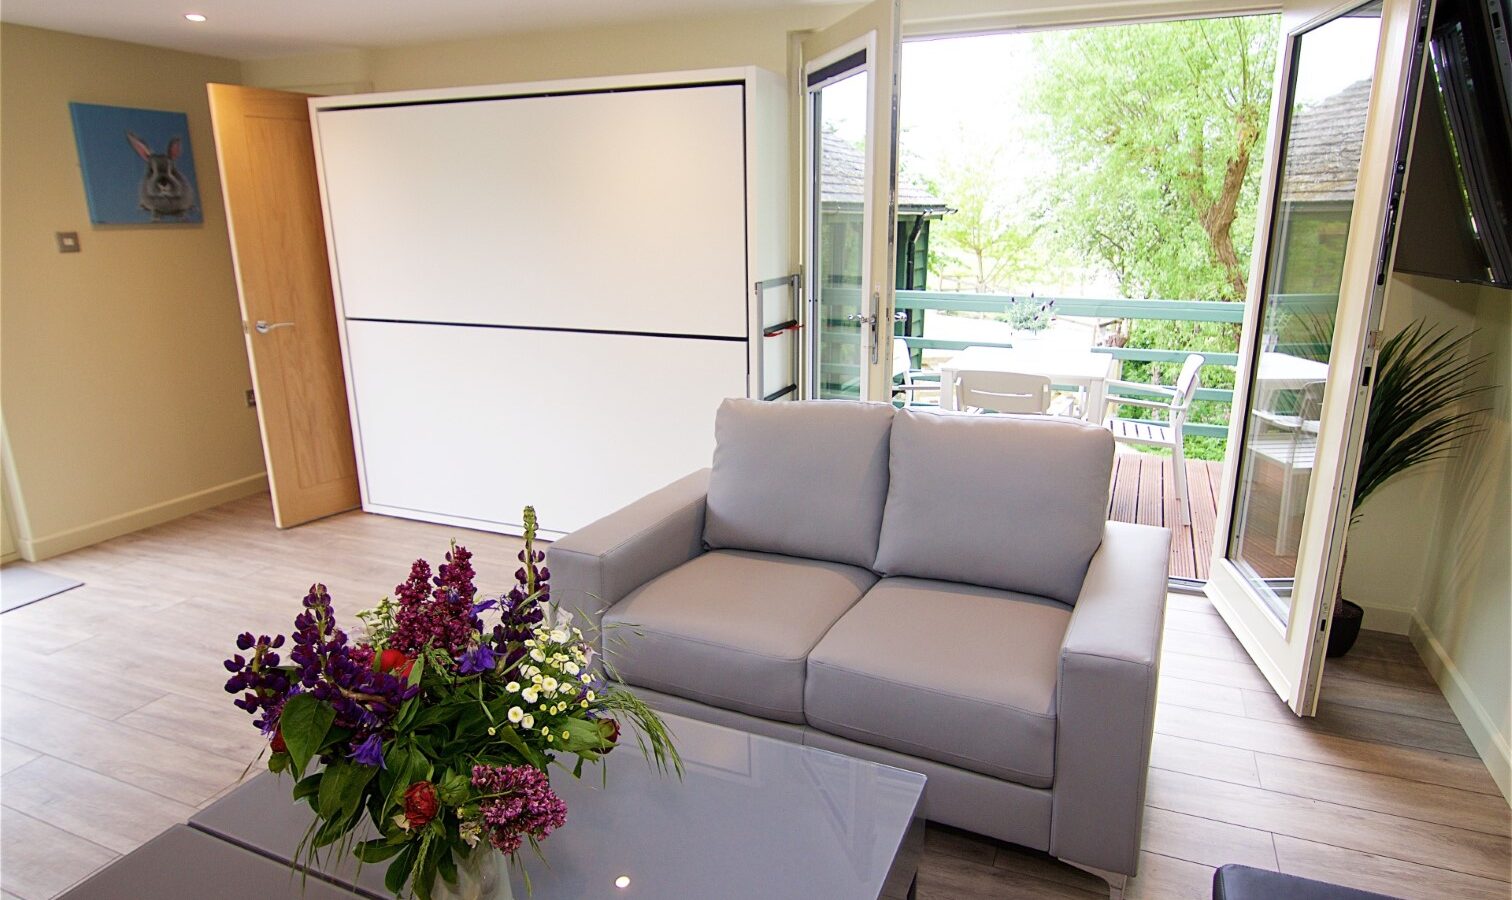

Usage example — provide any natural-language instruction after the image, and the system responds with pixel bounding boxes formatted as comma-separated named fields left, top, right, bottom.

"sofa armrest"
left=1050, top=520, right=1170, bottom=876
left=548, top=469, right=710, bottom=631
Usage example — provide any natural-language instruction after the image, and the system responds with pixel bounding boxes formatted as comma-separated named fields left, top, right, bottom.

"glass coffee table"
left=190, top=714, right=926, bottom=899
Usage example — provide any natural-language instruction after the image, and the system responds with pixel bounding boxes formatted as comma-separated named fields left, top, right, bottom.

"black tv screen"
left=1394, top=0, right=1512, bottom=287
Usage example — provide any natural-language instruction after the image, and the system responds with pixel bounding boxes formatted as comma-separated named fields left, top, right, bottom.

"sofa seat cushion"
left=704, top=398, right=894, bottom=569
left=603, top=549, right=877, bottom=723
left=805, top=577, right=1070, bottom=788
left=874, top=409, right=1113, bottom=604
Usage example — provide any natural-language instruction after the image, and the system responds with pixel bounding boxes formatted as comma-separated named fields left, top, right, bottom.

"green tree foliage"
left=926, top=145, right=1044, bottom=293
left=1029, top=15, right=1278, bottom=302
left=1028, top=15, right=1280, bottom=459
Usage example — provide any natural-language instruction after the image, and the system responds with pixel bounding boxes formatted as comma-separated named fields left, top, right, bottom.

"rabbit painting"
left=127, top=131, right=197, bottom=221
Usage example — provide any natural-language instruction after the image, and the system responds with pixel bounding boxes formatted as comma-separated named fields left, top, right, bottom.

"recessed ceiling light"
left=184, top=13, right=207, bottom=22
left=614, top=875, right=631, bottom=889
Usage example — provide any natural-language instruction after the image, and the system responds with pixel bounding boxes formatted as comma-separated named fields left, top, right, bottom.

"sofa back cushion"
left=873, top=409, right=1114, bottom=604
left=704, top=399, right=894, bottom=569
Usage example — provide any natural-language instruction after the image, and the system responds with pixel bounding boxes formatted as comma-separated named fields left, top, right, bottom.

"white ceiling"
left=0, top=0, right=844, bottom=60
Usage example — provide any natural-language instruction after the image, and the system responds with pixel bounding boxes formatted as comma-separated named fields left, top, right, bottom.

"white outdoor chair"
left=1102, top=354, right=1204, bottom=525
left=892, top=337, right=940, bottom=406
left=1249, top=380, right=1324, bottom=555
left=954, top=370, right=1053, bottom=415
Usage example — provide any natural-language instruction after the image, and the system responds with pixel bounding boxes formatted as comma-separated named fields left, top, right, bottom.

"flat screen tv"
left=1395, top=0, right=1512, bottom=287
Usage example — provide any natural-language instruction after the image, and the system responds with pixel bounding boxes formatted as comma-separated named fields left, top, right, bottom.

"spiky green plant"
left=1353, top=320, right=1491, bottom=519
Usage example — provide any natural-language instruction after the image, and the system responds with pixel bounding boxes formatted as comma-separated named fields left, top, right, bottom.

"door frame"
left=1205, top=0, right=1434, bottom=713
left=802, top=34, right=881, bottom=400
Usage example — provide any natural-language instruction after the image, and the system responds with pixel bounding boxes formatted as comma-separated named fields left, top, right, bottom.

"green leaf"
left=355, top=838, right=408, bottom=864
left=279, top=693, right=336, bottom=776
left=385, top=842, right=417, bottom=896
left=267, top=751, right=290, bottom=774
left=558, top=717, right=610, bottom=754
left=317, top=759, right=376, bottom=822
left=311, top=809, right=354, bottom=848
left=292, top=773, right=322, bottom=804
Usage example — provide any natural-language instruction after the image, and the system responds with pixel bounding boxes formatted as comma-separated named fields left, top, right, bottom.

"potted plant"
left=1329, top=320, right=1490, bottom=656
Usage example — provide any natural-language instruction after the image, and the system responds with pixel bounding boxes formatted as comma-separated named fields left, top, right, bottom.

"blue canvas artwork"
left=69, top=102, right=202, bottom=224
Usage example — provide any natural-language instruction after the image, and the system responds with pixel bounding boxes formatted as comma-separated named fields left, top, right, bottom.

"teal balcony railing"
left=893, top=291, right=1244, bottom=439
left=812, top=289, right=1334, bottom=439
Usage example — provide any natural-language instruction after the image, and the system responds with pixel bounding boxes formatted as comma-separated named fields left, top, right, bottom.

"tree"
left=925, top=143, right=1046, bottom=293
left=1027, top=16, right=1279, bottom=460
left=1029, top=16, right=1278, bottom=302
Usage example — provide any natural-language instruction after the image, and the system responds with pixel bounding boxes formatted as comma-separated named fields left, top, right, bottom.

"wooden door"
left=208, top=84, right=359, bottom=528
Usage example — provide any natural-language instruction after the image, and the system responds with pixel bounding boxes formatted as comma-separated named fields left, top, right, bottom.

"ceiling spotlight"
left=614, top=875, right=631, bottom=889
left=184, top=13, right=207, bottom=22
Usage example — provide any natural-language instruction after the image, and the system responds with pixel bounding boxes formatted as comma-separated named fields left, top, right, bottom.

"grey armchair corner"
left=1053, top=520, right=1171, bottom=892
left=548, top=468, right=710, bottom=632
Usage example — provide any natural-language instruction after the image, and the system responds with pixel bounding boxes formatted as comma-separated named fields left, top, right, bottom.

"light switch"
left=56, top=232, right=80, bottom=253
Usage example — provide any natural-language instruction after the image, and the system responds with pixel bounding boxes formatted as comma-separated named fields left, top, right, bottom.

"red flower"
left=270, top=729, right=287, bottom=754
left=378, top=648, right=408, bottom=673
left=403, top=781, right=439, bottom=829
left=601, top=718, right=620, bottom=746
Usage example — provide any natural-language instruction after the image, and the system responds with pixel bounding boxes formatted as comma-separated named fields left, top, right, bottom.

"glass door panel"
left=812, top=68, right=871, bottom=400
left=1207, top=0, right=1430, bottom=714
left=1228, top=3, right=1386, bottom=622
left=801, top=0, right=901, bottom=403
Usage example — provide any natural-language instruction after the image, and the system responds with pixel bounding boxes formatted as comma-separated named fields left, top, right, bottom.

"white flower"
left=507, top=706, right=524, bottom=724
left=541, top=676, right=559, bottom=694
left=581, top=673, right=593, bottom=683
left=564, top=661, right=580, bottom=676
left=522, top=686, right=540, bottom=703
left=529, top=648, right=546, bottom=663
left=520, top=713, right=534, bottom=729
left=550, top=628, right=569, bottom=644
left=586, top=690, right=596, bottom=702
left=459, top=820, right=482, bottom=848
left=505, top=681, right=520, bottom=693
left=393, top=813, right=412, bottom=832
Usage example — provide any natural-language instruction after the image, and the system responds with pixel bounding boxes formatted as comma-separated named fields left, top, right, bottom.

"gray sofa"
left=551, top=399, right=1170, bottom=898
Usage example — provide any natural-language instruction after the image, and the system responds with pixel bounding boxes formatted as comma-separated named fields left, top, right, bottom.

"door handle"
left=253, top=320, right=295, bottom=335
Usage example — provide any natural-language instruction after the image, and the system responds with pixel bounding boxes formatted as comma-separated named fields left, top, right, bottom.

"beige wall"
left=0, top=24, right=266, bottom=561
left=242, top=5, right=853, bottom=94
left=1348, top=272, right=1510, bottom=799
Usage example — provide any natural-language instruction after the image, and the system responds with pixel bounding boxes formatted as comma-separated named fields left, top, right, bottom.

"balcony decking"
left=1109, top=451, right=1223, bottom=581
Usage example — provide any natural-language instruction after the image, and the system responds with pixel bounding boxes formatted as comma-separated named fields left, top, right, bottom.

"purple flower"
left=349, top=733, right=385, bottom=768
left=470, top=764, right=567, bottom=855
left=456, top=643, right=496, bottom=675
left=390, top=544, right=482, bottom=656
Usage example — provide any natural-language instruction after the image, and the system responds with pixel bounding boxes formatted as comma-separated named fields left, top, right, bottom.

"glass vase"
left=432, top=846, right=510, bottom=900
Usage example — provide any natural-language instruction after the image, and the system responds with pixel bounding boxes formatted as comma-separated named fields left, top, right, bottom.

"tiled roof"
left=1281, top=79, right=1373, bottom=205
left=821, top=132, right=952, bottom=214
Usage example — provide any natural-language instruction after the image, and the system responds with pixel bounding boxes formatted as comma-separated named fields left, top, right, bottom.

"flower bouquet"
left=223, top=508, right=678, bottom=899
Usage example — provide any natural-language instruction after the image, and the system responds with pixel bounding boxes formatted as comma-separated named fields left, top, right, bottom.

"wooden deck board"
left=1110, top=452, right=1222, bottom=581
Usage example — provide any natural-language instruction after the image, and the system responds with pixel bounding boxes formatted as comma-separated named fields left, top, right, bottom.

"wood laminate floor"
left=0, top=494, right=1507, bottom=899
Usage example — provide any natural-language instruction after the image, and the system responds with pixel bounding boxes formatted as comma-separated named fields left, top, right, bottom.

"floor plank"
left=1155, top=704, right=1504, bottom=796
left=1140, top=807, right=1278, bottom=870
left=1272, top=834, right=1512, bottom=900
left=0, top=756, right=195, bottom=854
left=1147, top=768, right=1510, bottom=882
left=1254, top=753, right=1511, bottom=838
left=0, top=807, right=116, bottom=900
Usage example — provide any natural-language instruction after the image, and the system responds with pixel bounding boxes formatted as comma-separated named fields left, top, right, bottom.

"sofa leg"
left=1066, top=861, right=1128, bottom=899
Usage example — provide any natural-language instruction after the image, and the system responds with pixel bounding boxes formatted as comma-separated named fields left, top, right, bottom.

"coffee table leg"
left=907, top=874, right=918, bottom=900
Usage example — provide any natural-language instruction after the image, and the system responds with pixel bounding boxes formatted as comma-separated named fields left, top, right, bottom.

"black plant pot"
left=1327, top=599, right=1365, bottom=658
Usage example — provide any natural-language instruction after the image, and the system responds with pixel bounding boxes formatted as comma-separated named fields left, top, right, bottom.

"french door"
left=1208, top=0, right=1433, bottom=714
left=802, top=0, right=902, bottom=401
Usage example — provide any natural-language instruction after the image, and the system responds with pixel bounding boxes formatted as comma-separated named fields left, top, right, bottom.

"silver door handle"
left=846, top=314, right=876, bottom=324
left=253, top=320, right=295, bottom=335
